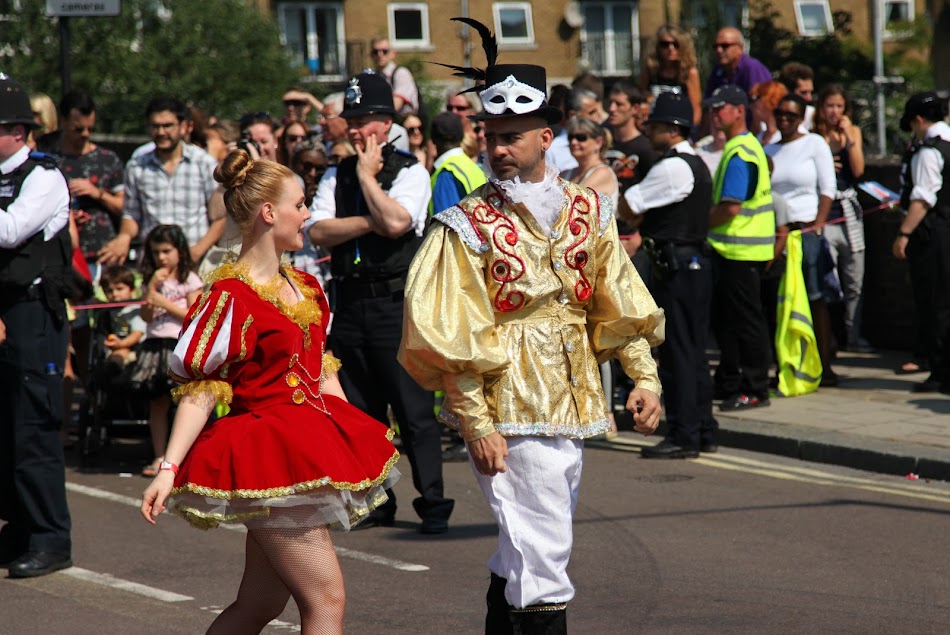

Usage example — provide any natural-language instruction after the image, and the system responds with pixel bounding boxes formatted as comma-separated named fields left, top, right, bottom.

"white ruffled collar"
left=491, top=164, right=564, bottom=236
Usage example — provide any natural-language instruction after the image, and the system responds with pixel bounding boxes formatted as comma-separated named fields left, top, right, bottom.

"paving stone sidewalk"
left=605, top=349, right=950, bottom=481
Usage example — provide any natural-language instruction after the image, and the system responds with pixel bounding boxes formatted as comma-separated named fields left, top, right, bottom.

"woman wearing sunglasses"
left=277, top=120, right=310, bottom=167
left=402, top=113, right=429, bottom=168
left=764, top=94, right=840, bottom=386
left=639, top=24, right=702, bottom=127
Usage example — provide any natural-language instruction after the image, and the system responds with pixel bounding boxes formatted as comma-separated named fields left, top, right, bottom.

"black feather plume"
left=430, top=62, right=486, bottom=83
left=452, top=17, right=498, bottom=67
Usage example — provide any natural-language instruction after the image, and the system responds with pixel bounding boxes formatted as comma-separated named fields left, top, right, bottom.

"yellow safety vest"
left=775, top=230, right=822, bottom=396
left=429, top=152, right=488, bottom=215
left=708, top=133, right=775, bottom=261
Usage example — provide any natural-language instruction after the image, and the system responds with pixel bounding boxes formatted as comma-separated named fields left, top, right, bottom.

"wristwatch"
left=159, top=461, right=179, bottom=475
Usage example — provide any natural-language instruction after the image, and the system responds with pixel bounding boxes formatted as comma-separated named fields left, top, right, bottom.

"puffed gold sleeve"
left=399, top=223, right=510, bottom=442
left=585, top=218, right=665, bottom=396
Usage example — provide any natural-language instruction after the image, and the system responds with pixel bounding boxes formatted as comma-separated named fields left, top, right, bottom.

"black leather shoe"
left=700, top=442, right=719, bottom=453
left=358, top=510, right=396, bottom=529
left=8, top=551, right=72, bottom=578
left=912, top=378, right=942, bottom=393
left=641, top=439, right=699, bottom=459
left=719, top=394, right=770, bottom=412
left=418, top=517, right=449, bottom=535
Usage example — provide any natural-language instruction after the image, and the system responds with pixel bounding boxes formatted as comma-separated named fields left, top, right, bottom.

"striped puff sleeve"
left=168, top=286, right=256, bottom=404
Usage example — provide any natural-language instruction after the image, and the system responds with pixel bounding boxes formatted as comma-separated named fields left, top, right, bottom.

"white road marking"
left=66, top=481, right=431, bottom=570
left=62, top=567, right=193, bottom=602
left=201, top=606, right=301, bottom=632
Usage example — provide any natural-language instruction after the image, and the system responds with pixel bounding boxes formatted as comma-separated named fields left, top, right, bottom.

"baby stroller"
left=76, top=304, right=150, bottom=467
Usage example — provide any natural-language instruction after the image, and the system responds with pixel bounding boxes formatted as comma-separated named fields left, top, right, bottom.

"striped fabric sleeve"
left=169, top=287, right=256, bottom=390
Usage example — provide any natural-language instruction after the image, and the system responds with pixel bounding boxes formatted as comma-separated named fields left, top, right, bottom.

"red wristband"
left=159, top=461, right=179, bottom=475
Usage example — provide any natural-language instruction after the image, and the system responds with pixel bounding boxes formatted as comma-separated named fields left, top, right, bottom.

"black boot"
left=509, top=603, right=567, bottom=635
left=486, top=573, right=514, bottom=635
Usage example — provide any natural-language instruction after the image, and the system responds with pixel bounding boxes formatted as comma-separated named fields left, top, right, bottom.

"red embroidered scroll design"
left=565, top=194, right=593, bottom=302
left=469, top=188, right=525, bottom=312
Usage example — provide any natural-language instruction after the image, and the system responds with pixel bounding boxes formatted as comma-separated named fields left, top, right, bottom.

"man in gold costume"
left=398, top=19, right=665, bottom=635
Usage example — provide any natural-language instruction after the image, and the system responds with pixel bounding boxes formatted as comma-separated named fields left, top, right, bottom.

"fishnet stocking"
left=207, top=532, right=291, bottom=634
left=251, top=523, right=345, bottom=635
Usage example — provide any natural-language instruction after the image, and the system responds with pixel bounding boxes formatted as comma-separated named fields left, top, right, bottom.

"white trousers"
left=472, top=436, right=584, bottom=608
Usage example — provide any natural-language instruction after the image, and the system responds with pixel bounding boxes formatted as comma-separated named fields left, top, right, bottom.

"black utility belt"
left=0, top=282, right=44, bottom=305
left=336, top=276, right=406, bottom=300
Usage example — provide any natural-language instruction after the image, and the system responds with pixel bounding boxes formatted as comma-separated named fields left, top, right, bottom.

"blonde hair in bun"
left=214, top=149, right=296, bottom=231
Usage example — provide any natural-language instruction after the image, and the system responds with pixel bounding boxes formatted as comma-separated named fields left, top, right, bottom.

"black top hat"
left=341, top=71, right=397, bottom=119
left=435, top=19, right=561, bottom=126
left=470, top=64, right=562, bottom=126
left=0, top=74, right=37, bottom=128
left=647, top=91, right=694, bottom=128
left=900, top=92, right=948, bottom=132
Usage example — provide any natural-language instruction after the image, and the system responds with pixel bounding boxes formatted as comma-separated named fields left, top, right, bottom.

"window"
left=493, top=2, right=534, bottom=46
left=581, top=2, right=639, bottom=75
left=883, top=0, right=914, bottom=36
left=388, top=3, right=430, bottom=49
left=794, top=0, right=832, bottom=36
left=278, top=3, right=345, bottom=79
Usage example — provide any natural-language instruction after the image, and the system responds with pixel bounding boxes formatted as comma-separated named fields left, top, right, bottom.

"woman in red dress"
left=140, top=149, right=400, bottom=635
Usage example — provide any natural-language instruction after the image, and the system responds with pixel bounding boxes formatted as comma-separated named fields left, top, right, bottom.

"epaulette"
left=28, top=151, right=61, bottom=169
left=433, top=205, right=489, bottom=253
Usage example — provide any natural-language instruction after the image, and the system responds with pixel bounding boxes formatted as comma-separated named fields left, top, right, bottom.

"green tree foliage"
left=3, top=0, right=297, bottom=134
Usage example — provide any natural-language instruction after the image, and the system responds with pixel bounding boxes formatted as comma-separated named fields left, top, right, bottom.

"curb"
left=607, top=412, right=950, bottom=482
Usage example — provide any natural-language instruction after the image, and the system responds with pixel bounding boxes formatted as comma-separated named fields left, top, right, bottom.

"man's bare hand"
left=97, top=234, right=131, bottom=265
left=627, top=388, right=661, bottom=436
left=356, top=135, right=384, bottom=179
left=468, top=432, right=509, bottom=477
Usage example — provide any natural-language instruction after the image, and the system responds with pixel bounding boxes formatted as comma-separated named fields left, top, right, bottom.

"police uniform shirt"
left=910, top=121, right=950, bottom=205
left=309, top=154, right=431, bottom=237
left=623, top=140, right=697, bottom=215
left=0, top=146, right=69, bottom=248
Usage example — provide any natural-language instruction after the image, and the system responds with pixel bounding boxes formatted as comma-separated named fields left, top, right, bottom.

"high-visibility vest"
left=708, top=133, right=775, bottom=261
left=429, top=152, right=488, bottom=215
left=775, top=230, right=822, bottom=396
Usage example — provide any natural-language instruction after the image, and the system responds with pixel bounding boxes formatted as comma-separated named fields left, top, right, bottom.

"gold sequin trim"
left=206, top=262, right=322, bottom=348
left=191, top=292, right=231, bottom=379
left=171, top=379, right=233, bottom=404
left=221, top=315, right=254, bottom=379
left=170, top=449, right=400, bottom=500
left=321, top=353, right=342, bottom=379
left=170, top=503, right=271, bottom=530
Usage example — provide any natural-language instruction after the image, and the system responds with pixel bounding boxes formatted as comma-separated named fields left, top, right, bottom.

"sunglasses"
left=371, top=48, right=390, bottom=55
left=300, top=161, right=326, bottom=172
left=406, top=126, right=423, bottom=134
left=715, top=42, right=739, bottom=50
left=773, top=109, right=803, bottom=120
left=473, top=125, right=483, bottom=134
left=284, top=99, right=307, bottom=108
left=285, top=134, right=307, bottom=142
left=568, top=133, right=591, bottom=142
left=658, top=40, right=679, bottom=49
left=446, top=104, right=470, bottom=113
left=73, top=125, right=95, bottom=133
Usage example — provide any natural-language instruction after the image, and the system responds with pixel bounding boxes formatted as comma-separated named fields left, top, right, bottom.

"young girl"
left=133, top=224, right=203, bottom=477
left=140, top=150, right=399, bottom=634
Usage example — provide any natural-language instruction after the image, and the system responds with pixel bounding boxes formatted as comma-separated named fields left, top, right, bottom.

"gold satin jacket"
left=398, top=180, right=664, bottom=443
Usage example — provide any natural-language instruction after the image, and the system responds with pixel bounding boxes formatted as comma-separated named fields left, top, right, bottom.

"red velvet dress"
left=166, top=264, right=400, bottom=530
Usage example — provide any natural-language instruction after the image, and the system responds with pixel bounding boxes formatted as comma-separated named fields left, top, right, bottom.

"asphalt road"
left=4, top=437, right=950, bottom=634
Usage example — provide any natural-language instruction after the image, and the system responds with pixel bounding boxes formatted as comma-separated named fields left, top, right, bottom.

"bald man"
left=704, top=27, right=772, bottom=99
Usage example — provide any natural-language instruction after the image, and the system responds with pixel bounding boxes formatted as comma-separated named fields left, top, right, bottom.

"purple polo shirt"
left=704, top=54, right=773, bottom=97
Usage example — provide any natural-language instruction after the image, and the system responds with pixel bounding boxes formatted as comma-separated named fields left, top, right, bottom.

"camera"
left=237, top=133, right=261, bottom=157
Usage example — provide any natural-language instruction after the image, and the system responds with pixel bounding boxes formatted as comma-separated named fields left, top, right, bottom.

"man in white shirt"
left=893, top=92, right=950, bottom=394
left=621, top=91, right=718, bottom=459
left=371, top=36, right=419, bottom=116
left=309, top=71, right=453, bottom=534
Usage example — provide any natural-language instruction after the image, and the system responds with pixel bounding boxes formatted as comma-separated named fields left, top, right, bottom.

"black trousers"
left=650, top=249, right=717, bottom=450
left=711, top=254, right=771, bottom=399
left=328, top=291, right=454, bottom=522
left=907, top=214, right=950, bottom=384
left=0, top=299, right=71, bottom=554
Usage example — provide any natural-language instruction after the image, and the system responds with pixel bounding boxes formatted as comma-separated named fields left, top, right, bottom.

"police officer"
left=0, top=74, right=73, bottom=577
left=620, top=91, right=718, bottom=458
left=309, top=71, right=454, bottom=533
left=893, top=92, right=950, bottom=394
